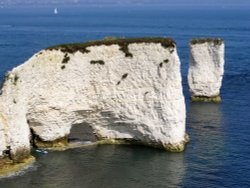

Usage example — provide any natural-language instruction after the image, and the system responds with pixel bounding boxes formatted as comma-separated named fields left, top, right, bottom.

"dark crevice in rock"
left=12, top=74, right=19, bottom=86
left=169, top=48, right=175, bottom=53
left=14, top=75, right=19, bottom=83
left=2, top=146, right=12, bottom=160
left=0, top=73, right=9, bottom=92
left=62, top=53, right=70, bottom=64
left=159, top=59, right=169, bottom=68
left=122, top=73, right=128, bottom=80
left=30, top=128, right=38, bottom=148
left=164, top=59, right=169, bottom=63
left=117, top=73, right=129, bottom=85
left=116, top=81, right=121, bottom=85
left=90, top=60, right=105, bottom=65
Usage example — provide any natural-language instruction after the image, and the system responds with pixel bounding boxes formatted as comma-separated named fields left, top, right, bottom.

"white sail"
left=54, top=8, right=58, bottom=15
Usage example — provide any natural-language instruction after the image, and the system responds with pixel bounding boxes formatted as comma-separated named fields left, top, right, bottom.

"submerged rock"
left=188, top=38, right=225, bottom=102
left=0, top=38, right=187, bottom=166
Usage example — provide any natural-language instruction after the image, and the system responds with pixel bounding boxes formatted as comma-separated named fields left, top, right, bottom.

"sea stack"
left=188, top=38, right=225, bottom=102
left=0, top=38, right=188, bottom=174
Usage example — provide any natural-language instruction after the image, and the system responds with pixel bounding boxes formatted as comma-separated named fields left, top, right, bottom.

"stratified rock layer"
left=0, top=38, right=187, bottom=162
left=188, top=38, right=225, bottom=102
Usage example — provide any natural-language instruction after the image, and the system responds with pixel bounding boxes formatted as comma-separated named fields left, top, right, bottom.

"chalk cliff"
left=188, top=38, right=225, bottom=102
left=0, top=38, right=187, bottom=165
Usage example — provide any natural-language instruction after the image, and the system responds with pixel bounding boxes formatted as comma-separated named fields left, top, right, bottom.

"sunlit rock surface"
left=188, top=38, right=225, bottom=102
left=0, top=38, right=187, bottom=163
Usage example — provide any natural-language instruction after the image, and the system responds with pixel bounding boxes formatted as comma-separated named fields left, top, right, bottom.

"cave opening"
left=68, top=123, right=97, bottom=143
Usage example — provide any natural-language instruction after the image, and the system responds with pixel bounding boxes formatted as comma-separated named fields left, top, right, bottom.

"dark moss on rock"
left=61, top=65, right=66, bottom=69
left=11, top=147, right=31, bottom=162
left=90, top=60, right=105, bottom=65
left=190, top=38, right=224, bottom=45
left=46, top=37, right=176, bottom=58
left=0, top=73, right=10, bottom=92
left=119, top=44, right=133, bottom=57
left=164, top=59, right=169, bottom=63
left=13, top=74, right=19, bottom=86
left=122, top=73, right=128, bottom=80
left=191, top=96, right=221, bottom=103
left=159, top=59, right=169, bottom=68
left=33, top=136, right=68, bottom=148
left=62, top=53, right=70, bottom=64
left=116, top=73, right=129, bottom=85
left=2, top=145, right=31, bottom=163
left=96, top=133, right=189, bottom=152
left=0, top=156, right=35, bottom=177
left=164, top=134, right=189, bottom=152
left=169, top=48, right=175, bottom=54
left=29, top=127, right=68, bottom=149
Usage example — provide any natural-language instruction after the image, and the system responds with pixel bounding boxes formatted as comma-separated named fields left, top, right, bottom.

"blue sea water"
left=0, top=5, right=250, bottom=188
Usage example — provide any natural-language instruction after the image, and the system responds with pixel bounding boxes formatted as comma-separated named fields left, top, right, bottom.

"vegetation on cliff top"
left=190, top=38, right=224, bottom=45
left=47, top=37, right=176, bottom=57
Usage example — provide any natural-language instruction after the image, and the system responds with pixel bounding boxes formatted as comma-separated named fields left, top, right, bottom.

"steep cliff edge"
left=0, top=38, right=187, bottom=170
left=188, top=38, right=225, bottom=102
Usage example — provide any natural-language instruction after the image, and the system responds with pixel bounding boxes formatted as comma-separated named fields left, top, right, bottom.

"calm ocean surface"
left=0, top=5, right=250, bottom=188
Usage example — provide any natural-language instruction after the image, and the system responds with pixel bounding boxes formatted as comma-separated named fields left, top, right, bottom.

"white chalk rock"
left=0, top=114, right=7, bottom=156
left=0, top=38, right=187, bottom=160
left=188, top=38, right=225, bottom=101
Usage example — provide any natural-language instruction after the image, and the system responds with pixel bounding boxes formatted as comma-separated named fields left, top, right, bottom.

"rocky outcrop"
left=188, top=38, right=225, bottom=102
left=0, top=38, right=187, bottom=165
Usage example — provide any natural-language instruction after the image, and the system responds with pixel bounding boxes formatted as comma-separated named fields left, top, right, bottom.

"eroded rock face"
left=188, top=38, right=225, bottom=102
left=0, top=38, right=187, bottom=161
left=0, top=115, right=7, bottom=156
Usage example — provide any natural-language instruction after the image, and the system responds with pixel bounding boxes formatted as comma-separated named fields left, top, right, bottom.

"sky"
left=0, top=0, right=249, bottom=6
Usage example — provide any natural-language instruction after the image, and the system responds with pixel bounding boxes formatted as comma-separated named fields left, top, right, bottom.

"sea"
left=0, top=4, right=250, bottom=188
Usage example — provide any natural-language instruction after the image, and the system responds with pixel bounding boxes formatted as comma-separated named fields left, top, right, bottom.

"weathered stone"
left=0, top=38, right=187, bottom=163
left=188, top=38, right=225, bottom=102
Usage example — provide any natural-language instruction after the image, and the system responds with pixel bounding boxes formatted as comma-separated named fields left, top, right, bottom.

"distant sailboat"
left=54, top=8, right=58, bottom=15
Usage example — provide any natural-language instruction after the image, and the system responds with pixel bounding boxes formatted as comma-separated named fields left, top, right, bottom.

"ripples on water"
left=0, top=5, right=250, bottom=187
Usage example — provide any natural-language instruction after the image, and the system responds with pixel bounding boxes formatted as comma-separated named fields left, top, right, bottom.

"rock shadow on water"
left=183, top=102, right=226, bottom=187
left=187, top=103, right=224, bottom=134
left=186, top=102, right=225, bottom=154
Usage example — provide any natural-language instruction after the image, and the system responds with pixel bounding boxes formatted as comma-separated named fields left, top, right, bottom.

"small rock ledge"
left=0, top=156, right=35, bottom=177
